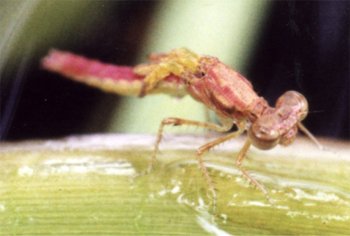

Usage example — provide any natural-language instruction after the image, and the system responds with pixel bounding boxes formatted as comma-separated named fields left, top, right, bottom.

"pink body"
left=185, top=56, right=269, bottom=122
left=42, top=50, right=140, bottom=82
left=42, top=50, right=186, bottom=96
left=42, top=49, right=309, bottom=149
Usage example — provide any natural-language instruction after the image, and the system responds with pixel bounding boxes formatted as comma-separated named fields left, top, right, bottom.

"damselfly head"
left=248, top=91, right=309, bottom=150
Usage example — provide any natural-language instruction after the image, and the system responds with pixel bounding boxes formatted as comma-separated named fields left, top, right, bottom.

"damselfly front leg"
left=151, top=116, right=235, bottom=170
left=152, top=115, right=244, bottom=207
left=235, top=139, right=269, bottom=196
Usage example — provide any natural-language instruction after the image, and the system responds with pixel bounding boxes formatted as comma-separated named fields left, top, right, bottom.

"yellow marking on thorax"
left=135, top=48, right=201, bottom=93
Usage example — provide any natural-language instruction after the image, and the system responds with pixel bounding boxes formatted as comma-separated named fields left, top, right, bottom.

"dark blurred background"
left=0, top=0, right=349, bottom=141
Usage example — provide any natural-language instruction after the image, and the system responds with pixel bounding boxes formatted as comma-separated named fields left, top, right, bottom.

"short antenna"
left=298, top=123, right=324, bottom=150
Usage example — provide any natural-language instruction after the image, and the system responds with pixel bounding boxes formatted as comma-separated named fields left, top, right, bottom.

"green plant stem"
left=0, top=134, right=349, bottom=235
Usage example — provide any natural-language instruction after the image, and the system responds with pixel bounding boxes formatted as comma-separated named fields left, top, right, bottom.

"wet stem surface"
left=0, top=137, right=349, bottom=235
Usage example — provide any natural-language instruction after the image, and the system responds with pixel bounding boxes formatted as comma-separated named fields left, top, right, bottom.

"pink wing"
left=41, top=49, right=187, bottom=97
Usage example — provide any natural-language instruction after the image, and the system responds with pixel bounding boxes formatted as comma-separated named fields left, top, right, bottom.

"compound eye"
left=276, top=91, right=308, bottom=120
left=248, top=116, right=280, bottom=150
left=298, top=96, right=308, bottom=120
